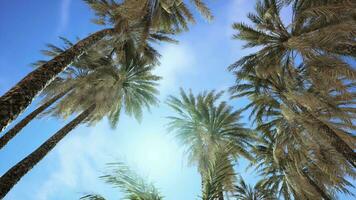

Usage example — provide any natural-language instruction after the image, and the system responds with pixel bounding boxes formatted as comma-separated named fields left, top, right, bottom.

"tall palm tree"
left=0, top=38, right=105, bottom=150
left=0, top=0, right=212, bottom=131
left=166, top=89, right=254, bottom=199
left=242, top=93, right=355, bottom=199
left=230, top=63, right=356, bottom=166
left=231, top=63, right=354, bottom=191
left=0, top=50, right=161, bottom=199
left=81, top=162, right=163, bottom=200
left=252, top=132, right=354, bottom=200
left=0, top=29, right=177, bottom=150
left=229, top=63, right=354, bottom=198
left=229, top=1, right=356, bottom=163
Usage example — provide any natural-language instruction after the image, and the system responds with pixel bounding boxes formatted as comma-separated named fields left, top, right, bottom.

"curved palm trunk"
left=281, top=97, right=356, bottom=167
left=0, top=28, right=114, bottom=132
left=318, top=122, right=356, bottom=167
left=299, top=107, right=356, bottom=167
left=0, top=88, right=71, bottom=150
left=302, top=170, right=331, bottom=200
left=0, top=104, right=95, bottom=199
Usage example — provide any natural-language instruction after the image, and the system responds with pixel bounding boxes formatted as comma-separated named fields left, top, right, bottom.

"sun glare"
left=130, top=132, right=183, bottom=178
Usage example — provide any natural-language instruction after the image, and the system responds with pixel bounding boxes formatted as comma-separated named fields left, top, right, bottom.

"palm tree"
left=229, top=67, right=354, bottom=198
left=166, top=89, right=254, bottom=199
left=0, top=50, right=161, bottom=198
left=81, top=162, right=163, bottom=200
left=0, top=0, right=212, bottom=131
left=0, top=29, right=178, bottom=150
left=229, top=1, right=356, bottom=164
left=0, top=38, right=106, bottom=150
left=230, top=63, right=356, bottom=166
left=245, top=97, right=354, bottom=199
left=44, top=53, right=160, bottom=125
left=229, top=0, right=355, bottom=84
left=233, top=176, right=276, bottom=200
left=251, top=132, right=353, bottom=200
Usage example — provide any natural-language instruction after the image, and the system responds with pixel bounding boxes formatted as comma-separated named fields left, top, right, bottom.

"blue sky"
left=0, top=1, right=354, bottom=200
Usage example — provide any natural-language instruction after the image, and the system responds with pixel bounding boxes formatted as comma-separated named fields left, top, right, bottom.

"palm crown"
left=85, top=0, right=212, bottom=35
left=167, top=89, right=254, bottom=170
left=230, top=0, right=356, bottom=89
left=166, top=89, right=255, bottom=196
left=42, top=49, right=160, bottom=128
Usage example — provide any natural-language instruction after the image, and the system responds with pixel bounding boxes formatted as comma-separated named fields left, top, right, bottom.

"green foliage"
left=229, top=1, right=356, bottom=198
left=230, top=67, right=355, bottom=199
left=201, top=150, right=236, bottom=200
left=230, top=0, right=356, bottom=86
left=234, top=176, right=276, bottom=200
left=81, top=162, right=163, bottom=200
left=167, top=89, right=254, bottom=171
left=190, top=0, right=213, bottom=21
left=36, top=38, right=160, bottom=128
left=167, top=89, right=256, bottom=198
left=84, top=0, right=212, bottom=33
left=80, top=0, right=206, bottom=71
left=47, top=51, right=160, bottom=127
left=24, top=1, right=356, bottom=199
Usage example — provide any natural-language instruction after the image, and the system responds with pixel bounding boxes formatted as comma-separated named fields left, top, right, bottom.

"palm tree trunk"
left=281, top=97, right=356, bottom=167
left=0, top=28, right=114, bottom=132
left=0, top=88, right=72, bottom=150
left=0, top=104, right=95, bottom=199
left=318, top=122, right=356, bottom=167
left=299, top=107, right=356, bottom=167
left=302, top=170, right=331, bottom=200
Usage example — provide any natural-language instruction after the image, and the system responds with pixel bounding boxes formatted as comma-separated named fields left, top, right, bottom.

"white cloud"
left=34, top=117, right=187, bottom=200
left=154, top=44, right=196, bottom=95
left=35, top=122, right=118, bottom=200
left=56, top=0, right=72, bottom=34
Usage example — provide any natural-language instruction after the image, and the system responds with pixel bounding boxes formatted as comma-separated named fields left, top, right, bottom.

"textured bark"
left=0, top=28, right=114, bottom=131
left=302, top=171, right=331, bottom=200
left=299, top=107, right=356, bottom=167
left=318, top=122, right=356, bottom=167
left=0, top=88, right=71, bottom=150
left=0, top=105, right=95, bottom=199
left=281, top=97, right=356, bottom=167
